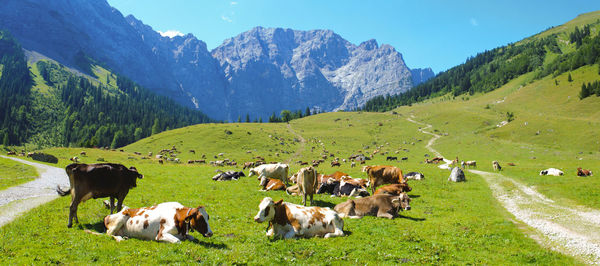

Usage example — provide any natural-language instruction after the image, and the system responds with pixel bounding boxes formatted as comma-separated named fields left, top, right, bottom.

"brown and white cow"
left=296, top=166, right=318, bottom=206
left=362, top=165, right=405, bottom=194
left=56, top=163, right=143, bottom=228
left=259, top=177, right=287, bottom=191
left=577, top=167, right=593, bottom=176
left=104, top=202, right=212, bottom=243
left=373, top=183, right=412, bottom=196
left=253, top=197, right=345, bottom=239
left=334, top=193, right=411, bottom=219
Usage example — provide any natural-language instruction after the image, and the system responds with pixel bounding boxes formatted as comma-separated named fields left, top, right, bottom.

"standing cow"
left=362, top=165, right=405, bottom=194
left=248, top=163, right=289, bottom=184
left=296, top=166, right=318, bottom=206
left=56, top=163, right=143, bottom=228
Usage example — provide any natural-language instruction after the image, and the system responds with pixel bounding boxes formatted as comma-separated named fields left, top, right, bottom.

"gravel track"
left=0, top=155, right=68, bottom=227
left=407, top=116, right=600, bottom=264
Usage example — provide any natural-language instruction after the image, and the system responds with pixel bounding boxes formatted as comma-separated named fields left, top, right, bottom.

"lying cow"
left=249, top=163, right=289, bottom=184
left=334, top=193, right=411, bottom=219
left=104, top=202, right=212, bottom=243
left=253, top=197, right=345, bottom=239
left=211, top=171, right=245, bottom=181
left=259, top=176, right=286, bottom=191
left=540, top=168, right=564, bottom=176
left=577, top=167, right=593, bottom=176
left=404, top=172, right=425, bottom=180
left=362, top=165, right=405, bottom=194
left=374, top=183, right=412, bottom=196
left=317, top=180, right=369, bottom=197
left=57, top=163, right=143, bottom=228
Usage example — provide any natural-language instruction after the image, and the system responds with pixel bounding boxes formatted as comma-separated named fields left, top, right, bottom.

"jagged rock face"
left=410, top=68, right=435, bottom=86
left=0, top=0, right=429, bottom=121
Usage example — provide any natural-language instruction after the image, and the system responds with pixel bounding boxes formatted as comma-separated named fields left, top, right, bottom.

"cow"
left=492, top=161, right=501, bottom=171
left=70, top=156, right=79, bottom=162
left=253, top=197, right=345, bottom=239
left=317, top=180, right=369, bottom=197
left=259, top=177, right=287, bottom=191
left=386, top=156, right=398, bottom=161
left=296, top=166, right=318, bottom=206
left=212, top=171, right=245, bottom=181
left=404, top=172, right=425, bottom=180
left=7, top=151, right=16, bottom=155
left=540, top=168, right=564, bottom=176
left=248, top=163, right=289, bottom=184
left=339, top=176, right=369, bottom=188
left=507, top=162, right=516, bottom=166
left=463, top=161, right=477, bottom=168
left=331, top=161, right=341, bottom=167
left=350, top=162, right=356, bottom=168
left=362, top=165, right=405, bottom=194
left=577, top=167, right=593, bottom=176
left=56, top=163, right=143, bottom=228
left=374, top=183, right=412, bottom=196
left=104, top=202, right=212, bottom=243
left=334, top=193, right=411, bottom=219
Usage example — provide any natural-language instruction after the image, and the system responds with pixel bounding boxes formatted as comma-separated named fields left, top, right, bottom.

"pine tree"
left=237, top=116, right=242, bottom=123
left=2, top=133, right=8, bottom=146
left=568, top=73, right=573, bottom=82
left=245, top=114, right=250, bottom=123
left=151, top=118, right=160, bottom=135
left=305, top=107, right=311, bottom=117
left=580, top=83, right=590, bottom=99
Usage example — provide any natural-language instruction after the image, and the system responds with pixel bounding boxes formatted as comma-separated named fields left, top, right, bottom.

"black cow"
left=386, top=156, right=398, bottom=161
left=317, top=181, right=369, bottom=197
left=56, top=163, right=143, bottom=228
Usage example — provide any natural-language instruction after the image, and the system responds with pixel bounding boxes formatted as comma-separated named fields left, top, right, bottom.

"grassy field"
left=0, top=112, right=578, bottom=264
left=0, top=156, right=37, bottom=190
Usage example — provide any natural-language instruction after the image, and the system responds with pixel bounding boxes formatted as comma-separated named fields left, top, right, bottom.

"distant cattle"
left=212, top=171, right=245, bottom=181
left=334, top=193, right=411, bottom=219
left=296, top=166, right=318, bottom=206
left=331, top=161, right=341, bottom=167
left=56, top=163, right=143, bottom=228
left=463, top=161, right=476, bottom=168
left=249, top=163, right=289, bottom=184
left=492, top=161, right=501, bottom=171
left=386, top=156, right=398, bottom=161
left=259, top=177, right=286, bottom=191
left=317, top=180, right=369, bottom=197
left=507, top=162, right=516, bottom=166
left=253, top=197, right=345, bottom=239
left=70, top=156, right=79, bottom=162
left=577, top=167, right=593, bottom=176
left=7, top=151, right=16, bottom=155
left=540, top=168, right=564, bottom=176
left=243, top=162, right=255, bottom=169
left=374, top=183, right=412, bottom=196
left=104, top=202, right=212, bottom=243
left=404, top=172, right=425, bottom=180
left=362, top=165, right=405, bottom=194
left=80, top=151, right=87, bottom=156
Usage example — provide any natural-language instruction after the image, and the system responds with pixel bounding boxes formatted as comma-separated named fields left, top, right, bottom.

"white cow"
left=540, top=168, right=564, bottom=176
left=104, top=202, right=212, bottom=243
left=253, top=197, right=345, bottom=239
left=248, top=163, right=289, bottom=184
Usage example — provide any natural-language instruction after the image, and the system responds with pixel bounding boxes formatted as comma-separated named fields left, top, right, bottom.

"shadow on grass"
left=408, top=194, right=421, bottom=198
left=397, top=214, right=426, bottom=222
left=80, top=221, right=105, bottom=233
left=188, top=238, right=229, bottom=249
left=313, top=200, right=336, bottom=208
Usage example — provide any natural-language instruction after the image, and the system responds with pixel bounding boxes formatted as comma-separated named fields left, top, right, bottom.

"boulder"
left=448, top=167, right=466, bottom=182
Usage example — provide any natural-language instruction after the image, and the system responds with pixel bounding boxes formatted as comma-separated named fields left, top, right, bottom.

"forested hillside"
left=0, top=30, right=212, bottom=148
left=362, top=14, right=600, bottom=111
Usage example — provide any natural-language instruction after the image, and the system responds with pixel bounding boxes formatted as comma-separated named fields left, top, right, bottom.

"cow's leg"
left=68, top=195, right=82, bottom=228
left=302, top=193, right=307, bottom=206
left=156, top=232, right=182, bottom=243
left=377, top=210, right=394, bottom=219
left=283, top=229, right=296, bottom=239
left=116, top=191, right=129, bottom=213
left=309, top=193, right=314, bottom=206
left=109, top=197, right=115, bottom=214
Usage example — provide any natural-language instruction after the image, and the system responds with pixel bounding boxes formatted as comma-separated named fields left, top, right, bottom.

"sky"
left=107, top=0, right=600, bottom=73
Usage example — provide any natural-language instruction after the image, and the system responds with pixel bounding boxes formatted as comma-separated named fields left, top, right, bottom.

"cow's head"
left=237, top=171, right=246, bottom=177
left=248, top=168, right=257, bottom=177
left=254, top=197, right=281, bottom=223
left=540, top=170, right=548, bottom=176
left=348, top=187, right=369, bottom=197
left=399, top=182, right=412, bottom=192
left=392, top=193, right=411, bottom=211
left=128, top=166, right=143, bottom=179
left=187, top=206, right=213, bottom=237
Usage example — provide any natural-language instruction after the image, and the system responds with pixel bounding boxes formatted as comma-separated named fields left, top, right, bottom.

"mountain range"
left=0, top=0, right=433, bottom=121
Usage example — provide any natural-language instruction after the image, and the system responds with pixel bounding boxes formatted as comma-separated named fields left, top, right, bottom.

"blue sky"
left=107, top=0, right=600, bottom=73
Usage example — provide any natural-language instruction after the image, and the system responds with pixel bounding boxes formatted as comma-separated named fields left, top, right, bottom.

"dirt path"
left=407, top=116, right=600, bottom=264
left=0, top=155, right=68, bottom=227
left=283, top=123, right=307, bottom=164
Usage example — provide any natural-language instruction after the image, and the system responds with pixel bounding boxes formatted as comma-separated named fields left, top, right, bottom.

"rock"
left=448, top=167, right=466, bottom=182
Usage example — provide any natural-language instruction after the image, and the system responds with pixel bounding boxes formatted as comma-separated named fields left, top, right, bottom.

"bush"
left=30, top=153, right=58, bottom=164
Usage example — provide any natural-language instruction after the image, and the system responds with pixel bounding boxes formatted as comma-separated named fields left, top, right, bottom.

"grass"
left=0, top=157, right=37, bottom=190
left=0, top=112, right=578, bottom=264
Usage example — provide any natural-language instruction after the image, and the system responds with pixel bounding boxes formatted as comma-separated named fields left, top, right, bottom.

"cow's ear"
left=391, top=198, right=400, bottom=203
left=274, top=199, right=283, bottom=205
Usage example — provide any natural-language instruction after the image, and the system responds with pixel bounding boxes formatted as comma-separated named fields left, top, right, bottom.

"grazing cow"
left=243, top=162, right=254, bottom=170
left=7, top=151, right=16, bottom=155
left=401, top=157, right=408, bottom=161
left=374, top=183, right=412, bottom=196
left=577, top=167, right=593, bottom=176
left=80, top=151, right=87, bottom=156
left=386, top=156, right=398, bottom=161
left=334, top=193, right=411, bottom=219
left=350, top=162, right=356, bottom=168
left=158, top=159, right=163, bottom=164
left=70, top=156, right=79, bottom=163
left=253, top=197, right=345, bottom=239
left=463, top=161, right=477, bottom=168
left=404, top=172, right=425, bottom=180
left=104, top=202, right=212, bottom=243
left=248, top=163, right=289, bottom=184
left=539, top=168, right=564, bottom=176
left=212, top=171, right=245, bottom=181
left=331, top=161, right=341, bottom=167
left=492, top=161, right=501, bottom=171
left=362, top=165, right=405, bottom=194
left=259, top=177, right=287, bottom=191
left=56, top=163, right=143, bottom=228
left=296, top=166, right=318, bottom=206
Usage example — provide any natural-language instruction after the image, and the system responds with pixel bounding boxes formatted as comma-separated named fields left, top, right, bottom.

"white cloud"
left=221, top=15, right=233, bottom=23
left=230, top=1, right=238, bottom=5
left=470, top=18, right=479, bottom=27
left=158, top=30, right=185, bottom=38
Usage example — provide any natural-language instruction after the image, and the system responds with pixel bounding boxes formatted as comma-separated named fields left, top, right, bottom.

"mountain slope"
left=0, top=0, right=429, bottom=121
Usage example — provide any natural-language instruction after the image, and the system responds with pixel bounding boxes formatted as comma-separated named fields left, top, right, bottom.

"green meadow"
left=0, top=156, right=37, bottom=190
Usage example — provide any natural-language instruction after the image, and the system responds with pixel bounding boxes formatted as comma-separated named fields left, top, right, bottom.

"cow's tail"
left=56, top=185, right=70, bottom=196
